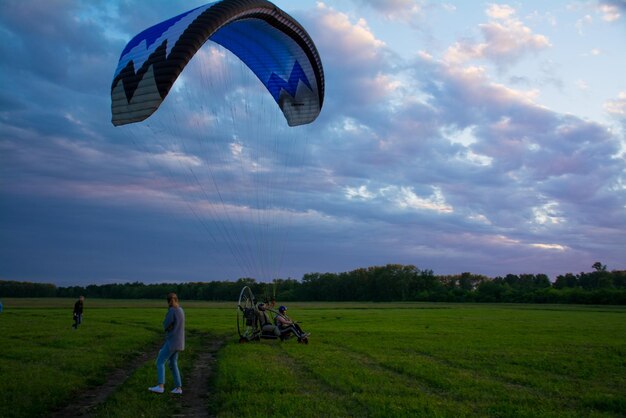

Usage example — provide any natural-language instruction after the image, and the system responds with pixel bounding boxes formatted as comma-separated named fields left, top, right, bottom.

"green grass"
left=0, top=300, right=624, bottom=417
left=92, top=330, right=217, bottom=418
left=0, top=303, right=162, bottom=417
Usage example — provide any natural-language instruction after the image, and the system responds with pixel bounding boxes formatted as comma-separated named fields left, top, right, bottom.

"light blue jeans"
left=156, top=341, right=181, bottom=388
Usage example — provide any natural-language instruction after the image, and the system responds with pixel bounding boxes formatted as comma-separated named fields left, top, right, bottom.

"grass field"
left=0, top=299, right=624, bottom=417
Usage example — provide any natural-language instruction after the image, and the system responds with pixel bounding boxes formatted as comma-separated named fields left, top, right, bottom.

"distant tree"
left=476, top=279, right=511, bottom=302
left=554, top=273, right=578, bottom=289
left=592, top=262, right=607, bottom=272
left=0, top=280, right=57, bottom=297
left=533, top=274, right=551, bottom=289
left=459, top=272, right=474, bottom=291
left=3, top=263, right=625, bottom=304
left=579, top=270, right=613, bottom=290
left=612, top=270, right=626, bottom=289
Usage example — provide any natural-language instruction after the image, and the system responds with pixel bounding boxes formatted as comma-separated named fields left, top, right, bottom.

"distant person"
left=274, top=305, right=309, bottom=342
left=72, top=296, right=84, bottom=329
left=149, top=292, right=185, bottom=395
left=0, top=299, right=3, bottom=313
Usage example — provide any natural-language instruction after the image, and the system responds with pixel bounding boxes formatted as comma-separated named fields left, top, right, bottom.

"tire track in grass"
left=51, top=333, right=226, bottom=418
left=316, top=342, right=463, bottom=407
left=329, top=341, right=574, bottom=416
left=406, top=348, right=542, bottom=393
left=207, top=340, right=363, bottom=417
left=49, top=340, right=162, bottom=418
left=274, top=342, right=371, bottom=417
left=174, top=334, right=225, bottom=418
left=335, top=340, right=507, bottom=403
left=278, top=340, right=467, bottom=417
left=403, top=345, right=591, bottom=411
left=467, top=353, right=616, bottom=414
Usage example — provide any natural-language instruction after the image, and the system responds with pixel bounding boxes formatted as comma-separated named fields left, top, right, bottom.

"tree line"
left=1, top=263, right=625, bottom=305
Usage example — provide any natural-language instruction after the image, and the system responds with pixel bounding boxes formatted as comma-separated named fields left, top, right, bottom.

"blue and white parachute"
left=110, top=0, right=324, bottom=282
left=111, top=0, right=324, bottom=127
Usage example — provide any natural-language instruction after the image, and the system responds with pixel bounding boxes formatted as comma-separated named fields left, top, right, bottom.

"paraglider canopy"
left=110, top=0, right=324, bottom=282
left=111, top=0, right=324, bottom=127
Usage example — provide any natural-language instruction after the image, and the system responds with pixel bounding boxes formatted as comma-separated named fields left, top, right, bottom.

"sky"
left=1, top=0, right=625, bottom=286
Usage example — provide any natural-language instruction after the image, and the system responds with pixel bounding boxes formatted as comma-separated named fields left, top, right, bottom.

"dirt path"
left=174, top=337, right=225, bottom=418
left=50, top=335, right=225, bottom=418
left=50, top=342, right=162, bottom=418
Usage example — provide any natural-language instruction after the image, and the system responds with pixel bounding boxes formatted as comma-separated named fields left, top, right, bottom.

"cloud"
left=485, top=4, right=516, bottom=20
left=409, top=53, right=625, bottom=237
left=598, top=0, right=624, bottom=22
left=345, top=184, right=453, bottom=213
left=312, top=3, right=387, bottom=68
left=604, top=92, right=626, bottom=116
left=532, top=201, right=565, bottom=225
left=570, top=0, right=624, bottom=29
left=530, top=243, right=567, bottom=251
left=1, top=0, right=625, bottom=283
left=353, top=0, right=424, bottom=21
left=303, top=2, right=401, bottom=129
left=302, top=41, right=624, bottom=277
left=0, top=0, right=115, bottom=95
left=443, top=4, right=551, bottom=69
left=389, top=186, right=454, bottom=213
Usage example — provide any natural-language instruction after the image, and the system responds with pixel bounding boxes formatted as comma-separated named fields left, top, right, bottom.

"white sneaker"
left=148, top=385, right=164, bottom=394
left=171, top=387, right=183, bottom=394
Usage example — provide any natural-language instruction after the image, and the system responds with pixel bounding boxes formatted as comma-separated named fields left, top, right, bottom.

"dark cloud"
left=1, top=0, right=624, bottom=284
left=0, top=0, right=115, bottom=94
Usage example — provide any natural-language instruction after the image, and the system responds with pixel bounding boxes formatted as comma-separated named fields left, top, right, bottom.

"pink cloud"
left=313, top=3, right=386, bottom=68
left=444, top=4, right=551, bottom=68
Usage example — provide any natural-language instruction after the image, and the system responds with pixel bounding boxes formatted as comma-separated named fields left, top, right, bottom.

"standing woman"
left=149, top=293, right=185, bottom=394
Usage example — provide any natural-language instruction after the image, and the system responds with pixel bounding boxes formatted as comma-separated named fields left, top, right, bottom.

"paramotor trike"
left=236, top=286, right=308, bottom=344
